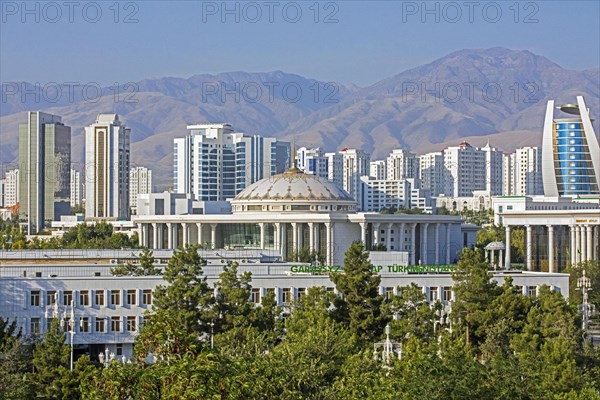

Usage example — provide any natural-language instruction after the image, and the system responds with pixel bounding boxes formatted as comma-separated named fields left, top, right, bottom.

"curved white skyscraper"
left=542, top=96, right=600, bottom=197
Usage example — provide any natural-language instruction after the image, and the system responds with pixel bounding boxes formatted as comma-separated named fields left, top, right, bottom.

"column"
left=446, top=224, right=451, bottom=264
left=410, top=223, right=416, bottom=265
left=172, top=224, right=178, bottom=249
left=291, top=222, right=298, bottom=253
left=570, top=225, right=576, bottom=266
left=575, top=225, right=581, bottom=264
left=143, top=224, right=150, bottom=248
left=315, top=223, right=320, bottom=255
left=280, top=223, right=287, bottom=259
left=421, top=223, right=429, bottom=265
left=182, top=223, right=188, bottom=246
left=387, top=223, right=394, bottom=251
left=373, top=223, right=381, bottom=248
left=434, top=223, right=440, bottom=264
left=152, top=223, right=158, bottom=249
left=210, top=224, right=217, bottom=249
left=586, top=225, right=593, bottom=262
left=259, top=223, right=265, bottom=249
left=399, top=223, right=405, bottom=253
left=581, top=225, right=586, bottom=262
left=166, top=223, right=173, bottom=249
left=308, top=222, right=315, bottom=252
left=137, top=224, right=143, bottom=247
left=490, top=248, right=495, bottom=269
left=499, top=249, right=503, bottom=268
left=196, top=223, right=203, bottom=245
left=359, top=222, right=367, bottom=246
left=156, top=224, right=163, bottom=249
left=525, top=225, right=532, bottom=271
left=547, top=225, right=554, bottom=273
left=325, top=222, right=333, bottom=265
left=505, top=225, right=511, bottom=269
left=274, top=223, right=281, bottom=252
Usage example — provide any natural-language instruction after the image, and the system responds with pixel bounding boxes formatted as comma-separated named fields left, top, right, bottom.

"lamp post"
left=98, top=347, right=115, bottom=367
left=45, top=293, right=77, bottom=370
left=577, top=269, right=596, bottom=332
left=373, top=324, right=402, bottom=365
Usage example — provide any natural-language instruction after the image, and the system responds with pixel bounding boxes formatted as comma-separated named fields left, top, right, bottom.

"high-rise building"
left=542, top=96, right=600, bottom=196
left=481, top=141, right=504, bottom=195
left=296, top=147, right=328, bottom=178
left=129, top=167, right=153, bottom=215
left=70, top=169, right=83, bottom=207
left=387, top=149, right=419, bottom=180
left=369, top=160, right=386, bottom=180
left=18, top=112, right=71, bottom=233
left=443, top=142, right=486, bottom=197
left=84, top=114, right=130, bottom=220
left=173, top=124, right=290, bottom=201
left=359, top=176, right=434, bottom=213
left=325, top=152, right=343, bottom=189
left=339, top=148, right=370, bottom=206
left=514, top=147, right=543, bottom=195
left=1, top=169, right=20, bottom=208
left=502, top=153, right=515, bottom=196
left=419, top=152, right=445, bottom=197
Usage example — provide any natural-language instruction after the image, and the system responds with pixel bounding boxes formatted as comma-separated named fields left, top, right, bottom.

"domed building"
left=134, top=167, right=470, bottom=266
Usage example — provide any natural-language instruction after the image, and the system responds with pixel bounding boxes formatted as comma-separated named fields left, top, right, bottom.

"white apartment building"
left=84, top=114, right=131, bottom=220
left=444, top=141, right=487, bottom=197
left=173, top=124, right=290, bottom=201
left=359, top=177, right=434, bottom=213
left=503, top=153, right=515, bottom=196
left=370, top=160, right=387, bottom=180
left=1, top=169, right=19, bottom=208
left=419, top=152, right=445, bottom=196
left=129, top=167, right=153, bottom=215
left=482, top=142, right=503, bottom=195
left=339, top=148, right=370, bottom=206
left=70, top=169, right=82, bottom=207
left=296, top=147, right=328, bottom=178
left=387, top=149, right=419, bottom=180
left=514, top=147, right=543, bottom=195
left=325, top=152, right=343, bottom=189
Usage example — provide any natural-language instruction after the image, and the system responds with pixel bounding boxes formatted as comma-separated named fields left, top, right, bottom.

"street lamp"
left=577, top=269, right=596, bottom=332
left=45, top=294, right=77, bottom=370
left=373, top=324, right=402, bottom=365
left=98, top=348, right=115, bottom=367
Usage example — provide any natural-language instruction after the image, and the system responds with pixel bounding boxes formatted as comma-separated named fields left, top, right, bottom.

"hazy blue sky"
left=1, top=1, right=599, bottom=86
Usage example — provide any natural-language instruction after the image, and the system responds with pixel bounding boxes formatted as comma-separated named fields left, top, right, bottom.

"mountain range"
left=1, top=47, right=598, bottom=188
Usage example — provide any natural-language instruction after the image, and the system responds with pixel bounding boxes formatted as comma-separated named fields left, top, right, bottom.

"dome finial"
left=285, top=137, right=302, bottom=174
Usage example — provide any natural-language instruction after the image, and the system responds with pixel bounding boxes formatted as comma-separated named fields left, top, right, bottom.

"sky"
left=1, top=1, right=599, bottom=87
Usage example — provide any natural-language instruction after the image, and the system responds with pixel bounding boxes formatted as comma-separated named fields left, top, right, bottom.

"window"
left=443, top=287, right=452, bottom=302
left=79, top=291, right=90, bottom=306
left=385, top=287, right=394, bottom=300
left=111, top=316, right=121, bottom=332
left=31, top=291, right=41, bottom=307
left=142, top=290, right=152, bottom=305
left=430, top=287, right=439, bottom=302
left=127, top=290, right=137, bottom=306
left=116, top=344, right=123, bottom=356
left=127, top=316, right=136, bottom=332
left=111, top=290, right=121, bottom=306
left=47, top=291, right=57, bottom=306
left=95, top=318, right=106, bottom=333
left=80, top=317, right=89, bottom=333
left=31, top=318, right=40, bottom=335
left=528, top=286, right=537, bottom=297
left=63, top=291, right=73, bottom=306
left=251, top=288, right=261, bottom=304
left=95, top=291, right=105, bottom=306
left=282, top=288, right=291, bottom=304
left=297, top=288, right=306, bottom=300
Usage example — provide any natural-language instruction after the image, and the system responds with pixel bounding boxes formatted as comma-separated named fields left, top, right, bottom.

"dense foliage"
left=1, top=244, right=599, bottom=399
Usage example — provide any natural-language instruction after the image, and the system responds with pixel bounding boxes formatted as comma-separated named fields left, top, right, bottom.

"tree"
left=451, top=248, right=499, bottom=347
left=385, top=283, right=438, bottom=342
left=0, top=318, right=34, bottom=400
left=135, top=244, right=212, bottom=359
left=567, top=260, right=600, bottom=307
left=212, top=262, right=254, bottom=333
left=331, top=241, right=387, bottom=342
left=111, top=248, right=162, bottom=276
left=31, top=318, right=70, bottom=399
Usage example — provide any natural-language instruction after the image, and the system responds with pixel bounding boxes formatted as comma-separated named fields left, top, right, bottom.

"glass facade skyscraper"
left=542, top=96, right=600, bottom=197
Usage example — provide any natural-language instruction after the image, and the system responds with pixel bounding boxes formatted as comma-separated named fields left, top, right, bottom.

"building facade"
left=129, top=167, right=153, bottom=215
left=296, top=147, right=328, bottom=178
left=70, top=169, right=82, bottom=208
left=1, top=169, right=19, bottom=208
left=542, top=96, right=600, bottom=197
left=419, top=152, right=445, bottom=197
left=387, top=149, right=419, bottom=181
left=173, top=124, right=290, bottom=201
left=19, top=112, right=71, bottom=233
left=84, top=114, right=130, bottom=221
left=443, top=142, right=486, bottom=197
